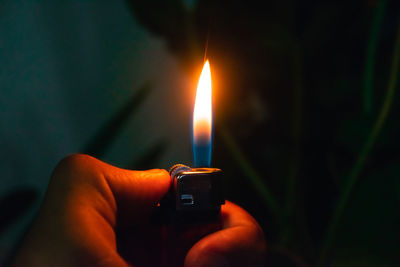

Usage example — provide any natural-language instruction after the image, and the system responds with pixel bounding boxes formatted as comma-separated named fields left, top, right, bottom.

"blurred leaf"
left=333, top=161, right=400, bottom=266
left=363, top=0, right=387, bottom=114
left=0, top=187, right=38, bottom=234
left=217, top=125, right=282, bottom=220
left=83, top=83, right=153, bottom=157
left=129, top=139, right=168, bottom=170
left=126, top=0, right=186, bottom=39
left=336, top=116, right=372, bottom=156
left=319, top=24, right=400, bottom=265
left=125, top=0, right=191, bottom=53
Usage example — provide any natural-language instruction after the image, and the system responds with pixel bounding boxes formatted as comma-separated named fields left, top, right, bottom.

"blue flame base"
left=193, top=142, right=211, bottom=167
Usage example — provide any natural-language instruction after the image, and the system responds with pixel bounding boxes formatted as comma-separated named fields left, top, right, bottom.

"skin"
left=12, top=154, right=267, bottom=267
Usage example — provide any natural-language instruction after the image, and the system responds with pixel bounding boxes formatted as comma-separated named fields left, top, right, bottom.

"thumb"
left=105, top=167, right=171, bottom=206
left=106, top=168, right=171, bottom=219
left=50, top=154, right=171, bottom=224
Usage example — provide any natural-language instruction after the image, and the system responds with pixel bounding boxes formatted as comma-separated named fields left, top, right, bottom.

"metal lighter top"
left=160, top=164, right=224, bottom=223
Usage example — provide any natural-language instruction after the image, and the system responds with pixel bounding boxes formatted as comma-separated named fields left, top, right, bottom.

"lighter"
left=156, top=61, right=225, bottom=223
left=157, top=164, right=224, bottom=223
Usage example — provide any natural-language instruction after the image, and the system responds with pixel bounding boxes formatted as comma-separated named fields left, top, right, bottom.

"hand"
left=13, top=154, right=266, bottom=267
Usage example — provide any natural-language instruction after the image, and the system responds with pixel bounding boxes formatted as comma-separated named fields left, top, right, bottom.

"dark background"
left=1, top=0, right=400, bottom=266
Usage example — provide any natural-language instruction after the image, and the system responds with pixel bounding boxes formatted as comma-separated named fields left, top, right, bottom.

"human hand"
left=13, top=154, right=266, bottom=267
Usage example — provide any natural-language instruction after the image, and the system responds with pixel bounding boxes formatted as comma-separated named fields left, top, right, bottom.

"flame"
left=193, top=60, right=212, bottom=144
left=193, top=60, right=212, bottom=167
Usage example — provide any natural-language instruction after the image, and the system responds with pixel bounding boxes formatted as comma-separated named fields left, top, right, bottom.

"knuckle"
left=55, top=153, right=90, bottom=171
left=251, top=223, right=267, bottom=253
left=254, top=223, right=265, bottom=241
left=52, top=154, right=94, bottom=182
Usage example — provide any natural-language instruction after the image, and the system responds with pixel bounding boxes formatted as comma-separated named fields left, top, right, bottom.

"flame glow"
left=193, top=60, right=212, bottom=166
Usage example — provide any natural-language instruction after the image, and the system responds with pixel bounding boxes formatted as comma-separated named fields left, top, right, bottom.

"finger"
left=49, top=154, right=171, bottom=223
left=184, top=201, right=267, bottom=267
